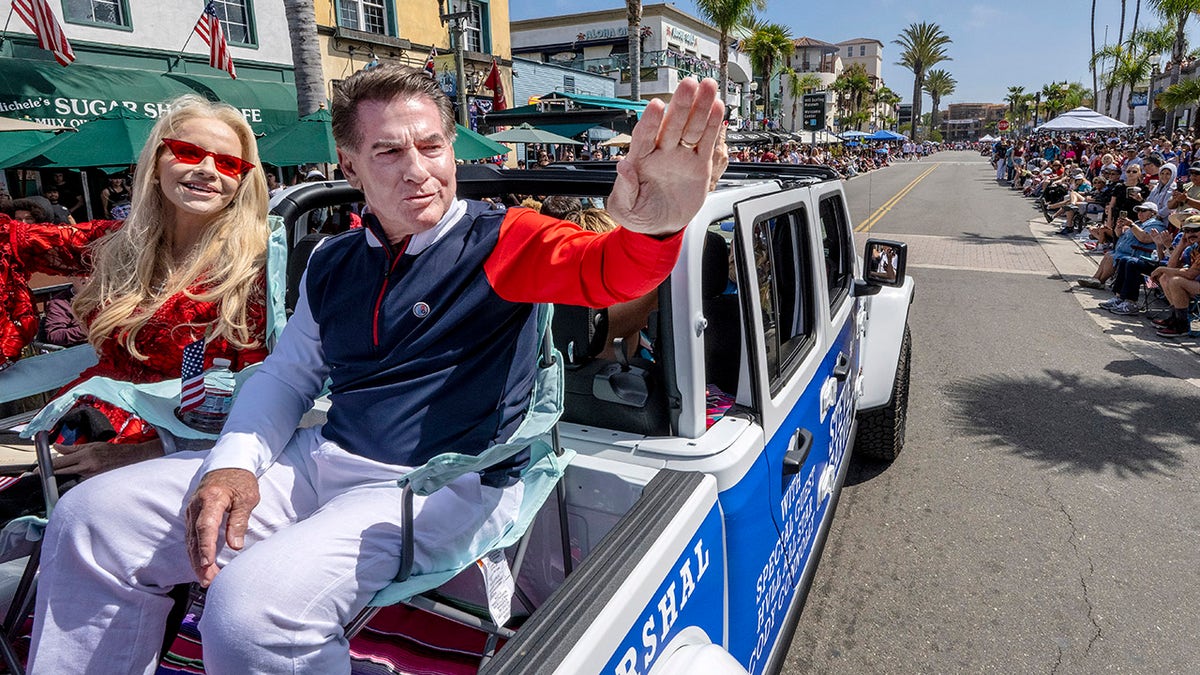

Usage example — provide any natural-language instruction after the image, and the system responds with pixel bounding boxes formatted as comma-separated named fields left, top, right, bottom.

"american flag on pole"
left=179, top=338, right=208, bottom=413
left=13, top=0, right=76, bottom=66
left=423, top=46, right=437, bottom=79
left=193, top=1, right=237, bottom=79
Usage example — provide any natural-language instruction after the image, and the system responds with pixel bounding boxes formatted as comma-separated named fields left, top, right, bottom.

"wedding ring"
left=679, top=139, right=698, bottom=149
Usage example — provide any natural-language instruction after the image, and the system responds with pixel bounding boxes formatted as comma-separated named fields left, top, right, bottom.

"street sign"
left=802, top=93, right=826, bottom=129
left=998, top=120, right=1010, bottom=132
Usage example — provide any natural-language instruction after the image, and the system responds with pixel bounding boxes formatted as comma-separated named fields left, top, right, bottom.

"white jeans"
left=29, top=426, right=523, bottom=674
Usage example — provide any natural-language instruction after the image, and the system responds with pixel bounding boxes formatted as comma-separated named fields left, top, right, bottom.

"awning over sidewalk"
left=0, top=58, right=298, bottom=133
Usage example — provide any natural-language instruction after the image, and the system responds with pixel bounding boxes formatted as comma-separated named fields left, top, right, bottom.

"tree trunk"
left=910, top=70, right=922, bottom=140
left=1167, top=14, right=1188, bottom=128
left=284, top=0, right=326, bottom=117
left=1090, top=0, right=1098, bottom=107
left=718, top=31, right=730, bottom=103
left=627, top=1, right=642, bottom=101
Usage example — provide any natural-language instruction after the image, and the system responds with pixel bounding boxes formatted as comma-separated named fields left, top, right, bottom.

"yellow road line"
left=856, top=163, right=940, bottom=232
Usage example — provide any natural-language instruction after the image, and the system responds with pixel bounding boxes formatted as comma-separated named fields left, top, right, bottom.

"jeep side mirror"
left=863, top=239, right=907, bottom=287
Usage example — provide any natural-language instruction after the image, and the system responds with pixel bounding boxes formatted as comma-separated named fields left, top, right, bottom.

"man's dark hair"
left=331, top=64, right=456, bottom=151
left=539, top=195, right=583, bottom=224
left=11, top=197, right=48, bottom=222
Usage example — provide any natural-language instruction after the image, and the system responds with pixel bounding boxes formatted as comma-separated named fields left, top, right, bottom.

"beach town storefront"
left=0, top=35, right=298, bottom=208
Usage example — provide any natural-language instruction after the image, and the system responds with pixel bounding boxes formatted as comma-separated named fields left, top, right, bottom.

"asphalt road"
left=783, top=151, right=1200, bottom=673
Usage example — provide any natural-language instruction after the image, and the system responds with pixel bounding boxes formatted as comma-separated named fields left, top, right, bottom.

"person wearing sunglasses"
left=0, top=93, right=270, bottom=475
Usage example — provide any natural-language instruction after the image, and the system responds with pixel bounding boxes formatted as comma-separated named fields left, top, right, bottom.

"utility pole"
left=439, top=0, right=471, bottom=126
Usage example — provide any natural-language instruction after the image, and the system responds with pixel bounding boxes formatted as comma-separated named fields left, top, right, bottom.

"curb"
left=1029, top=216, right=1200, bottom=388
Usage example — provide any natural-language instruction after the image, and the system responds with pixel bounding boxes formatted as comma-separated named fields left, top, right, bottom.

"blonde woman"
left=0, top=95, right=270, bottom=478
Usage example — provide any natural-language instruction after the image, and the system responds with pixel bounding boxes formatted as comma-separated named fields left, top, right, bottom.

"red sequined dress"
left=1, top=214, right=268, bottom=443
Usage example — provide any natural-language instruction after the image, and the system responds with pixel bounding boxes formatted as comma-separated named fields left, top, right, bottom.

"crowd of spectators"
left=992, top=131, right=1200, bottom=338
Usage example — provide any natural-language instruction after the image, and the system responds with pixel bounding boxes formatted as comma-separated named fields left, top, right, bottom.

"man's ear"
left=337, top=147, right=362, bottom=189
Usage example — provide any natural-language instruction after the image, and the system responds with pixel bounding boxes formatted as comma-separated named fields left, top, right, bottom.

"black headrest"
left=701, top=231, right=731, bottom=298
left=551, top=305, right=609, bottom=366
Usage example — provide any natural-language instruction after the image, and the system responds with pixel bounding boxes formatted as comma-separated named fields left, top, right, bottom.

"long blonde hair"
left=74, top=95, right=269, bottom=360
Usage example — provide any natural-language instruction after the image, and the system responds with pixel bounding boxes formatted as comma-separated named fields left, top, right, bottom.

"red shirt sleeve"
left=483, top=208, right=684, bottom=307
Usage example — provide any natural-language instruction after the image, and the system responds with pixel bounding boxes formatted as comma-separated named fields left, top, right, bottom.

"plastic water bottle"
left=183, top=358, right=235, bottom=434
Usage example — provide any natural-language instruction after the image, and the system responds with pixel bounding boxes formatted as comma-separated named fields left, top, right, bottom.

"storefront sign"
left=0, top=94, right=265, bottom=128
left=580, top=26, right=628, bottom=41
left=664, top=25, right=698, bottom=47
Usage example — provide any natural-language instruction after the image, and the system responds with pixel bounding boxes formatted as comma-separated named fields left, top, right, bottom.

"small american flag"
left=423, top=46, right=437, bottom=79
left=194, top=1, right=237, bottom=80
left=179, top=338, right=207, bottom=413
left=13, top=0, right=75, bottom=66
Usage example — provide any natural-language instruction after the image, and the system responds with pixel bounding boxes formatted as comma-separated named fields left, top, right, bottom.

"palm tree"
left=782, top=68, right=822, bottom=131
left=1091, top=0, right=1099, bottom=106
left=874, top=86, right=901, bottom=131
left=1005, top=86, right=1025, bottom=120
left=740, top=20, right=793, bottom=127
left=1157, top=76, right=1200, bottom=109
left=1104, top=0, right=1129, bottom=114
left=1093, top=25, right=1172, bottom=123
left=626, top=0, right=643, bottom=101
left=1148, top=0, right=1200, bottom=126
left=893, top=22, right=952, bottom=142
left=831, top=63, right=873, bottom=131
left=694, top=0, right=765, bottom=101
left=923, top=69, right=956, bottom=138
left=284, top=0, right=326, bottom=116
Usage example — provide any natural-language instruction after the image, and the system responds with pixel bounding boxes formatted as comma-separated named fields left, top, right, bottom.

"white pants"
left=29, top=426, right=523, bottom=674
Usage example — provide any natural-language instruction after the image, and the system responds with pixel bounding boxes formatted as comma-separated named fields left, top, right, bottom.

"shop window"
left=63, top=0, right=130, bottom=29
left=208, top=0, right=256, bottom=46
left=337, top=0, right=388, bottom=35
left=461, top=0, right=490, bottom=54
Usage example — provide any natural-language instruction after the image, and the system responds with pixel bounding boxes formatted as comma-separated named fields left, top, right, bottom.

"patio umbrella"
left=840, top=130, right=870, bottom=139
left=599, top=132, right=632, bottom=147
left=1, top=106, right=155, bottom=169
left=453, top=124, right=510, bottom=161
left=257, top=108, right=336, bottom=166
left=0, top=130, right=57, bottom=166
left=486, top=122, right=583, bottom=146
left=0, top=118, right=71, bottom=132
left=1035, top=106, right=1130, bottom=131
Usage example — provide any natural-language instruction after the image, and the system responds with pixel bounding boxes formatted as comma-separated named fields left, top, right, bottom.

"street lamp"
left=438, top=0, right=471, bottom=126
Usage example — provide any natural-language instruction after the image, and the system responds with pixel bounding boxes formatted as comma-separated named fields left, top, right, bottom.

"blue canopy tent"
left=866, top=130, right=907, bottom=141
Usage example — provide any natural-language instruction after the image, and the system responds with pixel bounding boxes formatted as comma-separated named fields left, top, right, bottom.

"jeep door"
left=720, top=186, right=855, bottom=673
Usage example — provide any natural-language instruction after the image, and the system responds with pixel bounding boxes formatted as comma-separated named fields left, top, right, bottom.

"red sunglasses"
left=161, top=138, right=255, bottom=178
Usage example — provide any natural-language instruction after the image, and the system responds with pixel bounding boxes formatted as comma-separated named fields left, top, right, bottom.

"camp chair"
left=0, top=216, right=287, bottom=674
left=342, top=301, right=572, bottom=665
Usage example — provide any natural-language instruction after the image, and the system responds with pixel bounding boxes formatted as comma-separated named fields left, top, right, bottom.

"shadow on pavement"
left=1104, top=357, right=1172, bottom=378
left=956, top=232, right=1041, bottom=246
left=946, top=369, right=1191, bottom=478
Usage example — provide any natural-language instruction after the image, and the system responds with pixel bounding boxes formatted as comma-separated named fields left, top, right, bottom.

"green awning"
left=257, top=108, right=336, bottom=166
left=163, top=73, right=300, bottom=132
left=454, top=125, right=510, bottom=161
left=0, top=57, right=297, bottom=134
left=0, top=130, right=57, bottom=166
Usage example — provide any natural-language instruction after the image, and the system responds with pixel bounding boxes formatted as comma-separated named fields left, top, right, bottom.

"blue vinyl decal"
left=604, top=504, right=726, bottom=675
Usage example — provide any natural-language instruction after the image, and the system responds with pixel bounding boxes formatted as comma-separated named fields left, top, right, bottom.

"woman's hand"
left=49, top=439, right=164, bottom=478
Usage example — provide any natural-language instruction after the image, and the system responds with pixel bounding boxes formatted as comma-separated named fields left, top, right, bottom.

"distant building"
left=941, top=103, right=1006, bottom=141
left=511, top=57, right=616, bottom=104
left=510, top=3, right=754, bottom=119
left=777, top=37, right=889, bottom=133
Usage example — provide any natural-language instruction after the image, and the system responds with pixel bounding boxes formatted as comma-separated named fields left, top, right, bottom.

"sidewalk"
left=1029, top=216, right=1200, bottom=388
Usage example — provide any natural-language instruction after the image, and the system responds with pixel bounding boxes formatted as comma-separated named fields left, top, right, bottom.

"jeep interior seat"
left=285, top=233, right=331, bottom=315
left=702, top=231, right=741, bottom=396
left=552, top=304, right=669, bottom=436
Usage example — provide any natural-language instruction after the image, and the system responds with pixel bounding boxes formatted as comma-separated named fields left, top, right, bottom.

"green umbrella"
left=256, top=108, right=337, bottom=166
left=486, top=122, right=584, bottom=146
left=454, top=124, right=510, bottom=161
left=0, top=130, right=58, bottom=167
left=0, top=106, right=156, bottom=169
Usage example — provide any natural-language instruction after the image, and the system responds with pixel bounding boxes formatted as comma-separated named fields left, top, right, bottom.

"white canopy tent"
left=1035, top=107, right=1131, bottom=132
left=978, top=134, right=998, bottom=142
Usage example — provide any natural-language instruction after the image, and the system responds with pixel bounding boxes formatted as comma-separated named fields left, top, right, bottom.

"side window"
left=63, top=0, right=130, bottom=28
left=750, top=208, right=815, bottom=393
left=337, top=0, right=388, bottom=35
left=818, top=195, right=853, bottom=309
left=209, top=0, right=256, bottom=46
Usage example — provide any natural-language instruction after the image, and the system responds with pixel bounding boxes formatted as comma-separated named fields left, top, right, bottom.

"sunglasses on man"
left=161, top=138, right=255, bottom=178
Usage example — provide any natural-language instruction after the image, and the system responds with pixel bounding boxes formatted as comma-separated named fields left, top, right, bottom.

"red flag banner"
left=484, top=59, right=507, bottom=111
left=13, top=0, right=76, bottom=66
left=193, top=1, right=237, bottom=79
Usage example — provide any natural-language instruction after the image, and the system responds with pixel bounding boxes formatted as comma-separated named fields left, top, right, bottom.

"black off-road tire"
left=854, top=325, right=911, bottom=462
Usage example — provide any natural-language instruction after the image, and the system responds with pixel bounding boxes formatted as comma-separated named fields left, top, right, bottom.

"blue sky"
left=509, top=0, right=1200, bottom=107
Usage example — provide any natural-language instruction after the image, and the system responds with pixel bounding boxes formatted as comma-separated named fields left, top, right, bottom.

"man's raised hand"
left=607, top=78, right=727, bottom=237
